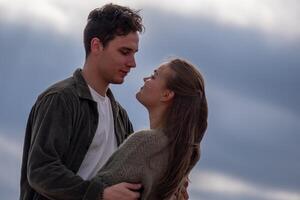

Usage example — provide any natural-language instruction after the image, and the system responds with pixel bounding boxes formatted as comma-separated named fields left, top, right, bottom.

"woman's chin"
left=135, top=91, right=141, bottom=101
left=136, top=92, right=146, bottom=106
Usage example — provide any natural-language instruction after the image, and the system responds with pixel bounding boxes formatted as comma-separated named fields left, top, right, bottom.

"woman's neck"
left=148, top=107, right=166, bottom=129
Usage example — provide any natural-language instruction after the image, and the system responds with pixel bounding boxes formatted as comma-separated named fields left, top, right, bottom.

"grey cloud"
left=0, top=23, right=84, bottom=132
left=1, top=8, right=300, bottom=200
left=199, top=87, right=300, bottom=191
left=139, top=9, right=300, bottom=116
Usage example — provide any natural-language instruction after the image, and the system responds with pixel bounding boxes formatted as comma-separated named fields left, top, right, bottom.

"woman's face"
left=136, top=64, right=172, bottom=108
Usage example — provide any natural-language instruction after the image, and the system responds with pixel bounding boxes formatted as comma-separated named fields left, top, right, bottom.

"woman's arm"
left=89, top=130, right=169, bottom=199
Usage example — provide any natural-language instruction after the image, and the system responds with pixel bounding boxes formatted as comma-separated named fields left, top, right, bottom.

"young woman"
left=87, top=58, right=208, bottom=200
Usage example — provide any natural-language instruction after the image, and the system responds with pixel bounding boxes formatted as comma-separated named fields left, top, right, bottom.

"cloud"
left=139, top=11, right=300, bottom=115
left=208, top=84, right=300, bottom=139
left=0, top=132, right=22, bottom=198
left=0, top=0, right=86, bottom=35
left=0, top=0, right=300, bottom=39
left=0, top=132, right=22, bottom=159
left=0, top=4, right=299, bottom=199
left=0, top=0, right=65, bottom=32
left=142, top=0, right=300, bottom=40
left=189, top=169, right=300, bottom=200
left=201, top=84, right=300, bottom=190
left=1, top=0, right=300, bottom=40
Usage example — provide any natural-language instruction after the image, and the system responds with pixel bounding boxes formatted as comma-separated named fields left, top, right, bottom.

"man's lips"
left=120, top=70, right=129, bottom=76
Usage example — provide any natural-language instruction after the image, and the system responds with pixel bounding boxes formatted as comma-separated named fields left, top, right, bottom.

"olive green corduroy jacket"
left=20, top=69, right=133, bottom=200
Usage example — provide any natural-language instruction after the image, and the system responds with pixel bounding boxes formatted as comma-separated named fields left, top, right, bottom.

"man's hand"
left=103, top=182, right=141, bottom=200
left=170, top=176, right=189, bottom=200
left=180, top=177, right=189, bottom=199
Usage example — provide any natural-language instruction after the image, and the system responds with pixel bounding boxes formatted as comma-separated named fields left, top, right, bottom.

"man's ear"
left=161, top=90, right=174, bottom=102
left=90, top=37, right=103, bottom=54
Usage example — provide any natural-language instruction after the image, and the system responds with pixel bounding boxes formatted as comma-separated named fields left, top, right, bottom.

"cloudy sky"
left=0, top=0, right=299, bottom=199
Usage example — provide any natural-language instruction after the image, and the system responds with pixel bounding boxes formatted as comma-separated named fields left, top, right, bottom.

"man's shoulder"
left=37, top=76, right=76, bottom=101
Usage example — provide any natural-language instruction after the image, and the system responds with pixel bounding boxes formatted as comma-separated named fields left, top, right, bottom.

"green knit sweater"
left=88, top=129, right=170, bottom=200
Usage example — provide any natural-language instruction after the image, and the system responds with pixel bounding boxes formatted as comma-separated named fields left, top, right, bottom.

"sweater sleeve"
left=87, top=130, right=169, bottom=200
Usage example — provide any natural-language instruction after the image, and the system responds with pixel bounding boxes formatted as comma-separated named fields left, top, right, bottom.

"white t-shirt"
left=77, top=86, right=117, bottom=180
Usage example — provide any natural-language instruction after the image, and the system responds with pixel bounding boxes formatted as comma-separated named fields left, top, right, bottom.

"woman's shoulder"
left=131, top=129, right=167, bottom=141
left=123, top=129, right=168, bottom=148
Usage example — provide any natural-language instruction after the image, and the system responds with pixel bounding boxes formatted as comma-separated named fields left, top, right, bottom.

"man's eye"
left=120, top=50, right=130, bottom=55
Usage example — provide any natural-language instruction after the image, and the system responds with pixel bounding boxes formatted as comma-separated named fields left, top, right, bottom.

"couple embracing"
left=20, top=3, right=208, bottom=200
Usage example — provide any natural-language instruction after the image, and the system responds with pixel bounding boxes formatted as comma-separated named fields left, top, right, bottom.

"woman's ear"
left=161, top=90, right=174, bottom=102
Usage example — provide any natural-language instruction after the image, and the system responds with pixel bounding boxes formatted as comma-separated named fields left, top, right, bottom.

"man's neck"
left=82, top=62, right=108, bottom=97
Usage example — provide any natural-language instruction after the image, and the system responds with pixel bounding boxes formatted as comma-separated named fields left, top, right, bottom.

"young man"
left=20, top=4, right=143, bottom=200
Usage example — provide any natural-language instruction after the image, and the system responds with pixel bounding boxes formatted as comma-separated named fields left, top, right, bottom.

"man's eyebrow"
left=120, top=47, right=138, bottom=52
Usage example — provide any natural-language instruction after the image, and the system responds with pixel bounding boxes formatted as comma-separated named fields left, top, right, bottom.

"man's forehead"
left=114, top=35, right=139, bottom=42
left=112, top=32, right=139, bottom=47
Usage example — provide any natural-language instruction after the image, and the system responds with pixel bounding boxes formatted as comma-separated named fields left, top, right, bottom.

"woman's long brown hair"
left=156, top=58, right=208, bottom=199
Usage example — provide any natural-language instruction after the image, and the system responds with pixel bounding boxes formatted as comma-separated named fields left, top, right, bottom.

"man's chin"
left=111, top=79, right=125, bottom=84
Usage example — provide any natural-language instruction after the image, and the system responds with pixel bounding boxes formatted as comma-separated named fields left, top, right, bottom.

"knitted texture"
left=96, top=129, right=169, bottom=200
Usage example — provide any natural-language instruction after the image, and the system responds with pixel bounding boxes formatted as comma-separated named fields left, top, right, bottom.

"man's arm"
left=26, top=93, right=99, bottom=200
left=27, top=93, right=140, bottom=200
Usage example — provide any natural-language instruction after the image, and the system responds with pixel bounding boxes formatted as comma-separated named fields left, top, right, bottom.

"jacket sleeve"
left=26, top=92, right=101, bottom=200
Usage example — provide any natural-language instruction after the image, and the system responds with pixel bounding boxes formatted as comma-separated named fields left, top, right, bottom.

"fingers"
left=103, top=182, right=141, bottom=200
left=182, top=189, right=189, bottom=199
left=122, top=182, right=142, bottom=191
left=181, top=177, right=190, bottom=199
left=169, top=194, right=177, bottom=200
left=121, top=183, right=141, bottom=199
left=184, top=179, right=189, bottom=187
left=126, top=190, right=140, bottom=199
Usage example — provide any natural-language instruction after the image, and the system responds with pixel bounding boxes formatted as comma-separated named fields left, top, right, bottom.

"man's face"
left=97, top=32, right=139, bottom=85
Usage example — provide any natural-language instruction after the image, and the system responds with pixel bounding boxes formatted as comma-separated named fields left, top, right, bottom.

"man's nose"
left=127, top=56, right=136, bottom=68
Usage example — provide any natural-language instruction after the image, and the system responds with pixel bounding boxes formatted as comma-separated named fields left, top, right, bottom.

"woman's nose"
left=143, top=77, right=150, bottom=82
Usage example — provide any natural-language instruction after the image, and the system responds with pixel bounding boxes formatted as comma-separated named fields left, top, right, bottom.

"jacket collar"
left=73, top=68, right=93, bottom=101
left=73, top=68, right=119, bottom=114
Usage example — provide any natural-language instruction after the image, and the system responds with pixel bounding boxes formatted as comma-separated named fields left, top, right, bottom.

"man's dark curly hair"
left=83, top=3, right=144, bottom=57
